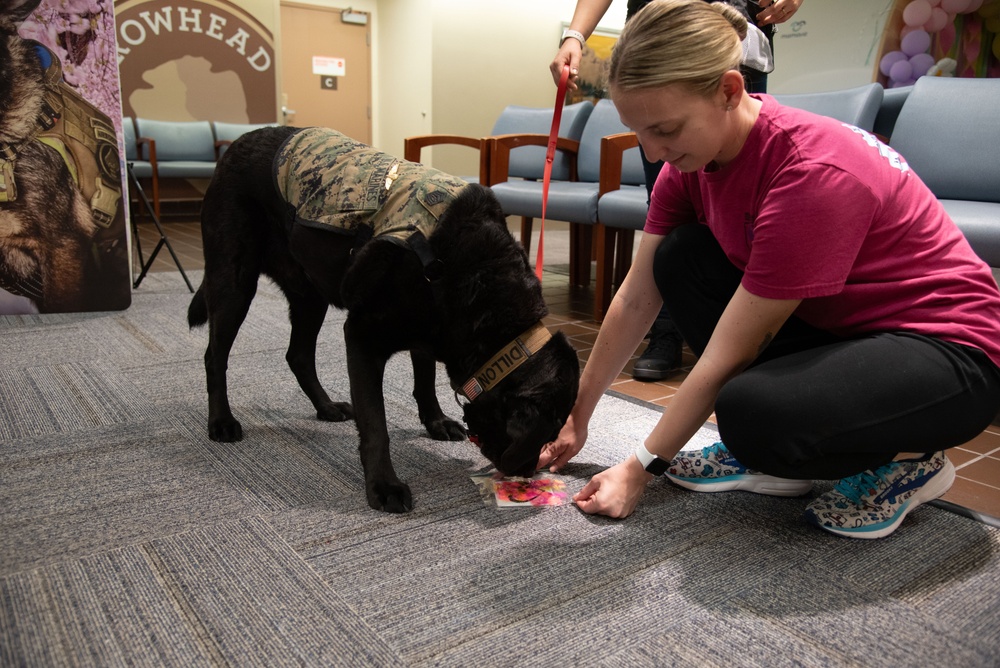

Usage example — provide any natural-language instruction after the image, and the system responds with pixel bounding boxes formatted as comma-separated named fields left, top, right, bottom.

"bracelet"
left=561, top=28, right=586, bottom=48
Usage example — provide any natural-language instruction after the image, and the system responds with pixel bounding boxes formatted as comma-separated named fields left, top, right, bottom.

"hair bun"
left=711, top=2, right=748, bottom=41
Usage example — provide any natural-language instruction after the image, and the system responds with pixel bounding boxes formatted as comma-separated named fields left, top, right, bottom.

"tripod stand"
left=128, top=162, right=194, bottom=292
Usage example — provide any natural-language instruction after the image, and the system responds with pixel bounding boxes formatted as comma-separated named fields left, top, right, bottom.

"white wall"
left=375, top=0, right=433, bottom=157
left=287, top=1, right=895, bottom=173
left=767, top=0, right=896, bottom=93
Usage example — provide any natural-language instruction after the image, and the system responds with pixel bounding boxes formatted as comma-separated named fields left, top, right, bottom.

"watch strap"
left=635, top=443, right=670, bottom=476
left=560, top=28, right=586, bottom=47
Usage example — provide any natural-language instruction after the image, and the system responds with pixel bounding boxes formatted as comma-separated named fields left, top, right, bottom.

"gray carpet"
left=2, top=271, right=999, bottom=667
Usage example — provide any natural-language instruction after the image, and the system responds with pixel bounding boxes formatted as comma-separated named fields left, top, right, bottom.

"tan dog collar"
left=460, top=322, right=551, bottom=401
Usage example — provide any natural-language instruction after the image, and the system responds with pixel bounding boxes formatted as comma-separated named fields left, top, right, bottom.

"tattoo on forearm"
left=757, top=332, right=774, bottom=357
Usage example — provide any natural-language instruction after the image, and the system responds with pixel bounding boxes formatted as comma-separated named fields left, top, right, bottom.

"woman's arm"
left=538, top=231, right=665, bottom=471
left=574, top=283, right=802, bottom=518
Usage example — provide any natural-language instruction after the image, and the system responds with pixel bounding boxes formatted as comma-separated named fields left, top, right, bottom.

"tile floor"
left=133, top=213, right=1000, bottom=520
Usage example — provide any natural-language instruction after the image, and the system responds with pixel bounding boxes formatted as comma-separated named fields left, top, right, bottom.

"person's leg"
left=652, top=224, right=841, bottom=497
left=632, top=144, right=684, bottom=381
left=717, top=334, right=1000, bottom=479
left=652, top=225, right=1000, bottom=536
left=717, top=332, right=1000, bottom=538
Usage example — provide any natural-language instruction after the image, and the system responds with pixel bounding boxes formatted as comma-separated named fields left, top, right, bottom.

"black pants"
left=652, top=224, right=1000, bottom=480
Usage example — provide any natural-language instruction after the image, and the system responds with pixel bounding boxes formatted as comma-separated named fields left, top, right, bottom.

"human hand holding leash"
left=550, top=34, right=583, bottom=91
left=755, top=0, right=803, bottom=26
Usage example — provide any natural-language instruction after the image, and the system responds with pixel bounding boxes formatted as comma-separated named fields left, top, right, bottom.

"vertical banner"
left=1, top=0, right=131, bottom=314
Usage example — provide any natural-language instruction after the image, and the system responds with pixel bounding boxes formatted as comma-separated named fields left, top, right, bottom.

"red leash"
left=536, top=64, right=571, bottom=280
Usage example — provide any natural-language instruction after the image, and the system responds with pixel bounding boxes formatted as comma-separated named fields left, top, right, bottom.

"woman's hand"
left=574, top=456, right=653, bottom=518
left=537, top=413, right=587, bottom=472
left=756, top=0, right=803, bottom=26
left=550, top=40, right=583, bottom=91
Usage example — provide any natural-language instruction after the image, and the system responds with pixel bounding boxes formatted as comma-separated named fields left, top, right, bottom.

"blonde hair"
left=609, top=0, right=748, bottom=98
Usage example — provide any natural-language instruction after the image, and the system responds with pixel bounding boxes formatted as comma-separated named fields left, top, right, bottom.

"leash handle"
left=536, top=64, right=570, bottom=281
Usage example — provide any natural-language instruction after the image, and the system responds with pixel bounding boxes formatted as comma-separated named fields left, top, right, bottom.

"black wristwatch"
left=635, top=444, right=670, bottom=476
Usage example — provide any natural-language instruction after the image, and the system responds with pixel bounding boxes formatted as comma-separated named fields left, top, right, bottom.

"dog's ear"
left=2, top=0, right=43, bottom=28
left=442, top=184, right=505, bottom=227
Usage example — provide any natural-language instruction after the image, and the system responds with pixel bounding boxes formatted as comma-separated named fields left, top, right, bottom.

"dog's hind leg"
left=411, top=350, right=466, bottom=441
left=285, top=288, right=354, bottom=422
left=345, top=319, right=412, bottom=512
left=202, top=269, right=258, bottom=442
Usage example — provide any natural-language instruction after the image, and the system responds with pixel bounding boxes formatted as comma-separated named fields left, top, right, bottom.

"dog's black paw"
left=425, top=418, right=467, bottom=442
left=208, top=416, right=243, bottom=442
left=366, top=478, right=413, bottom=513
left=316, top=401, right=354, bottom=422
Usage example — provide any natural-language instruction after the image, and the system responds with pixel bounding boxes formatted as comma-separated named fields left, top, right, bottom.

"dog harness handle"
left=536, top=64, right=570, bottom=281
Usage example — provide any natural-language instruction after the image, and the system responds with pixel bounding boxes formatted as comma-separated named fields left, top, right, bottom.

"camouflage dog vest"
left=273, top=127, right=467, bottom=245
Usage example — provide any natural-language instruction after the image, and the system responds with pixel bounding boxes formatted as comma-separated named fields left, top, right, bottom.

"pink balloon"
left=903, top=0, right=933, bottom=26
left=889, top=59, right=915, bottom=82
left=964, top=0, right=984, bottom=11
left=901, top=29, right=932, bottom=55
left=928, top=0, right=942, bottom=5
left=924, top=6, right=950, bottom=30
left=880, top=50, right=909, bottom=76
left=940, top=0, right=971, bottom=12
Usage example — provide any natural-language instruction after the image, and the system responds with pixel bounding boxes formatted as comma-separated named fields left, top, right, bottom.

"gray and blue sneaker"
left=666, top=442, right=813, bottom=497
left=805, top=451, right=955, bottom=539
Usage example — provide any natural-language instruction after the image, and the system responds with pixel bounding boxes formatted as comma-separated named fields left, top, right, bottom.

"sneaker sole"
left=807, top=458, right=956, bottom=540
left=666, top=472, right=813, bottom=497
left=632, top=367, right=672, bottom=381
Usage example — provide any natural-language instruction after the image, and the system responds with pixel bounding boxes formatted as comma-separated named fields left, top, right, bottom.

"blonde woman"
left=551, top=0, right=802, bottom=381
left=539, top=0, right=1000, bottom=539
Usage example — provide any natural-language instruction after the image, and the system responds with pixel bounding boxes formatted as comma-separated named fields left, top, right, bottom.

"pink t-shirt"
left=646, top=94, right=1000, bottom=368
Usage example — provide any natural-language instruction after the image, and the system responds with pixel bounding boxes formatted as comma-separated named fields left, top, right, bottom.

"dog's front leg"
left=345, top=326, right=412, bottom=512
left=285, top=289, right=354, bottom=422
left=410, top=350, right=466, bottom=441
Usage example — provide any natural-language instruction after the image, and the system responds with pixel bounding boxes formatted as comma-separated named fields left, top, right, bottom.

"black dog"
left=188, top=126, right=579, bottom=512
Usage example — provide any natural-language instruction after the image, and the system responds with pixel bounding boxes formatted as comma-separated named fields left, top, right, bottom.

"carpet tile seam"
left=138, top=542, right=230, bottom=666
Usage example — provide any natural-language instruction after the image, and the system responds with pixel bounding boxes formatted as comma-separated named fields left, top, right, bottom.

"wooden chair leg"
left=593, top=224, right=617, bottom=322
left=613, top=229, right=636, bottom=288
left=569, top=224, right=593, bottom=287
left=149, top=175, right=160, bottom=218
left=520, top=217, right=533, bottom=255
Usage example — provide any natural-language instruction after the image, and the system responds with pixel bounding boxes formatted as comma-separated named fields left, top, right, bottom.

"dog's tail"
left=187, top=285, right=208, bottom=329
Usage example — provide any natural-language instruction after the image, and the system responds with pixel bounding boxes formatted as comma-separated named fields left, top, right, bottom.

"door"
left=280, top=3, right=371, bottom=143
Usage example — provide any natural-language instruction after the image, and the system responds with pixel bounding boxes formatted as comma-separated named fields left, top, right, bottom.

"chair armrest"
left=487, top=133, right=581, bottom=186
left=403, top=134, right=481, bottom=162
left=137, top=136, right=158, bottom=173
left=403, top=134, right=489, bottom=183
left=134, top=136, right=160, bottom=217
left=599, top=132, right=639, bottom=197
left=214, top=139, right=232, bottom=161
